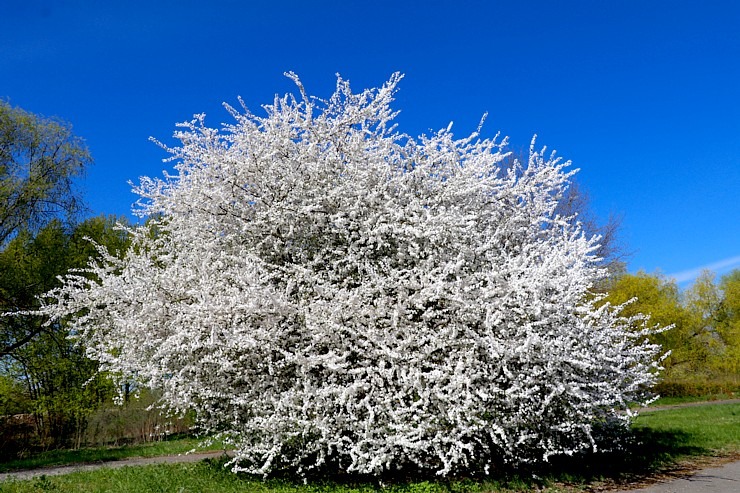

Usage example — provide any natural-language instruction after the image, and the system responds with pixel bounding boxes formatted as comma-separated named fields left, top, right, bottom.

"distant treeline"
left=600, top=268, right=740, bottom=396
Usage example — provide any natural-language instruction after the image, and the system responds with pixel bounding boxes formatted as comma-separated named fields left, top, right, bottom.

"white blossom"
left=42, top=73, right=663, bottom=476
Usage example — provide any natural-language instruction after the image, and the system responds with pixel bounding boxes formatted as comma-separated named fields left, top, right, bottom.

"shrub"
left=42, top=74, right=663, bottom=476
left=655, top=378, right=740, bottom=398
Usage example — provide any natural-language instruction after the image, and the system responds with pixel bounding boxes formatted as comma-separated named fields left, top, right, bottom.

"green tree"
left=603, top=269, right=740, bottom=392
left=601, top=271, right=708, bottom=377
left=0, top=216, right=129, bottom=449
left=683, top=270, right=725, bottom=368
left=0, top=215, right=132, bottom=357
left=0, top=101, right=90, bottom=247
left=0, top=374, right=30, bottom=415
left=0, top=226, right=66, bottom=357
left=0, top=101, right=93, bottom=357
left=715, top=270, right=740, bottom=376
left=685, top=270, right=722, bottom=323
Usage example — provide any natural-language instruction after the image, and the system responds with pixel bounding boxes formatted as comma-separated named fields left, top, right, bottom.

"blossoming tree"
left=42, top=73, right=663, bottom=476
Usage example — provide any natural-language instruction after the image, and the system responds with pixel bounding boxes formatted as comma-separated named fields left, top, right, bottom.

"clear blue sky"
left=2, top=0, right=738, bottom=285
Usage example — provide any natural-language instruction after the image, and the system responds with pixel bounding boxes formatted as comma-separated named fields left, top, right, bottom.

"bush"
left=43, top=73, right=663, bottom=476
left=0, top=414, right=35, bottom=460
left=655, top=377, right=740, bottom=398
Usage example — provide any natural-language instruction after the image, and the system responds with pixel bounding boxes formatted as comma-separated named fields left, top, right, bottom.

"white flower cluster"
left=43, top=73, right=662, bottom=476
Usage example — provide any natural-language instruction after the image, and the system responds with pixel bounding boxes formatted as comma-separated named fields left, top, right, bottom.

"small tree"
left=42, top=74, right=663, bottom=476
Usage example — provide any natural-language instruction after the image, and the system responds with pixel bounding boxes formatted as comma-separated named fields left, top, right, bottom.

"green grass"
left=633, top=403, right=740, bottom=452
left=0, top=461, right=266, bottom=493
left=2, top=404, right=739, bottom=492
left=0, top=460, right=577, bottom=493
left=0, top=436, right=225, bottom=473
left=650, top=392, right=739, bottom=406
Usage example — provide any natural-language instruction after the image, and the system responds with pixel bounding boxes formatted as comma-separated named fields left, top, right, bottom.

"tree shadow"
left=199, top=428, right=707, bottom=490
left=536, top=427, right=707, bottom=486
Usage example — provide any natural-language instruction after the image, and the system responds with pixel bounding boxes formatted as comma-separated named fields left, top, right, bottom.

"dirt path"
left=0, top=450, right=232, bottom=482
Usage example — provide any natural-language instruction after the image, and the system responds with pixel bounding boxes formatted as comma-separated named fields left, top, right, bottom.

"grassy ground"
left=1, top=403, right=739, bottom=492
left=649, top=392, right=739, bottom=406
left=0, top=436, right=225, bottom=473
left=633, top=403, right=740, bottom=453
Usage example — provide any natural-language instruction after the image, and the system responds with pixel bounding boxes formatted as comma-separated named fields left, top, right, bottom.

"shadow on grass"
left=540, top=427, right=706, bottom=486
left=196, top=428, right=707, bottom=491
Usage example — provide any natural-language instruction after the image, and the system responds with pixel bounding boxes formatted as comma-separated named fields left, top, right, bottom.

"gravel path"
left=0, top=450, right=231, bottom=482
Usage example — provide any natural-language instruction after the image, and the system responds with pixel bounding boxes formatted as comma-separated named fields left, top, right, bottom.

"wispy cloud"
left=667, top=255, right=740, bottom=284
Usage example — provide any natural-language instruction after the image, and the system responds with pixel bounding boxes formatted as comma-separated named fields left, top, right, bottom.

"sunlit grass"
left=633, top=403, right=740, bottom=452
left=650, top=392, right=739, bottom=406
left=0, top=460, right=578, bottom=493
left=0, top=436, right=224, bottom=473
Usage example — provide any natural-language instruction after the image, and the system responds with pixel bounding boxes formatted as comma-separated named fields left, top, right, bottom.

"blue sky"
left=1, top=1, right=738, bottom=285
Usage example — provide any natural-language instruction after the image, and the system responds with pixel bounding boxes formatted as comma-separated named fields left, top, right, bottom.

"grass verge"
left=650, top=392, right=739, bottom=406
left=1, top=404, right=738, bottom=492
left=0, top=436, right=224, bottom=473
left=633, top=403, right=740, bottom=453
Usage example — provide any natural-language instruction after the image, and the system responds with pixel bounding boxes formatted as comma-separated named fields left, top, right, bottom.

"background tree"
left=43, top=74, right=663, bottom=476
left=602, top=269, right=740, bottom=394
left=600, top=272, right=706, bottom=377
left=0, top=216, right=128, bottom=451
left=501, top=152, right=625, bottom=273
left=0, top=101, right=90, bottom=247
left=557, top=182, right=624, bottom=272
left=0, top=102, right=91, bottom=357
left=716, top=270, right=740, bottom=376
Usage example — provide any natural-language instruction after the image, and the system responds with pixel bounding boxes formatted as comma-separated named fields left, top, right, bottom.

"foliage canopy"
left=602, top=269, right=740, bottom=388
left=0, top=101, right=90, bottom=247
left=0, top=216, right=129, bottom=451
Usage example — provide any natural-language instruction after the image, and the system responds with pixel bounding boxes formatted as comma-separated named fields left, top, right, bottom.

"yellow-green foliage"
left=717, top=270, right=740, bottom=375
left=0, top=216, right=131, bottom=454
left=601, top=269, right=740, bottom=391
